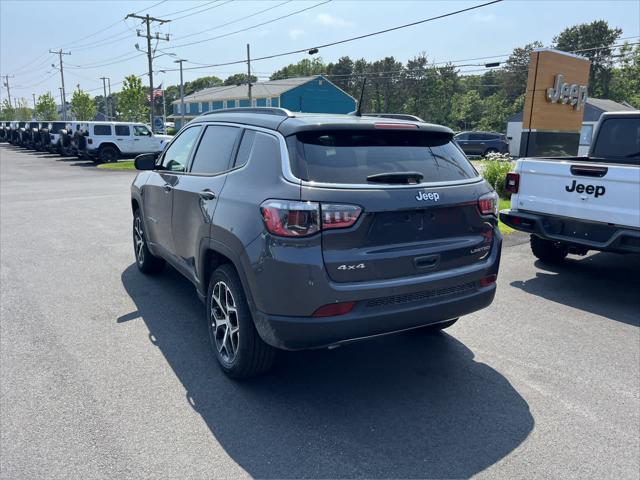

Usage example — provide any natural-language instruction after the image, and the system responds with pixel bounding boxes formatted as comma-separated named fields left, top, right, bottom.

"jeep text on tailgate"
left=500, top=111, right=640, bottom=263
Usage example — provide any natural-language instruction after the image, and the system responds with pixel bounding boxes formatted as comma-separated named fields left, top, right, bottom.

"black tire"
left=484, top=147, right=499, bottom=156
left=99, top=145, right=119, bottom=163
left=133, top=210, right=165, bottom=274
left=415, top=318, right=459, bottom=333
left=530, top=235, right=568, bottom=264
left=207, top=264, right=275, bottom=379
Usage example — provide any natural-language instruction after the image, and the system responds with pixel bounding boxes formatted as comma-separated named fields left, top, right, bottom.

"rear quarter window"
left=288, top=129, right=478, bottom=185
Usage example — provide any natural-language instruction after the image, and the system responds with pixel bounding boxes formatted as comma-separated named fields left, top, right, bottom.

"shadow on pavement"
left=511, top=252, right=640, bottom=327
left=120, top=263, right=533, bottom=478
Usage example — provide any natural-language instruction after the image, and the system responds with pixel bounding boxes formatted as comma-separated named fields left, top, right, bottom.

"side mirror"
left=134, top=153, right=157, bottom=171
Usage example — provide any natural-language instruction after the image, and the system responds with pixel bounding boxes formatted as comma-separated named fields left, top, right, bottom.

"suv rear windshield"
left=288, top=130, right=478, bottom=184
left=591, top=117, right=640, bottom=165
left=50, top=122, right=65, bottom=131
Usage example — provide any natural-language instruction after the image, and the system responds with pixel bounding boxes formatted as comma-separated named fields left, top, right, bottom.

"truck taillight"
left=478, top=191, right=498, bottom=216
left=505, top=172, right=520, bottom=194
left=260, top=200, right=361, bottom=237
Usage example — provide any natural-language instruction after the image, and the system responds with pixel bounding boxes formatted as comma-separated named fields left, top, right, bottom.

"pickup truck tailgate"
left=514, top=159, right=640, bottom=228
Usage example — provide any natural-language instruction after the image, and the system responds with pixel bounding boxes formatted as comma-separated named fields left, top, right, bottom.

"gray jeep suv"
left=131, top=108, right=502, bottom=378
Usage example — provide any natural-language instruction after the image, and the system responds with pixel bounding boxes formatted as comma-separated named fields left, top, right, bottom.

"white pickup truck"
left=500, top=111, right=640, bottom=263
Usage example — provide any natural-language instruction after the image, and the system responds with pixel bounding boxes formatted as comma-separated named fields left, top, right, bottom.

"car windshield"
left=288, top=129, right=478, bottom=184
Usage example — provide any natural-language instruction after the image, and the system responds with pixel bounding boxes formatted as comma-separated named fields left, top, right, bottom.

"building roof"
left=173, top=76, right=328, bottom=104
left=507, top=98, right=638, bottom=123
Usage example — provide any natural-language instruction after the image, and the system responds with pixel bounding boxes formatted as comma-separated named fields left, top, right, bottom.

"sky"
left=1, top=0, right=638, bottom=106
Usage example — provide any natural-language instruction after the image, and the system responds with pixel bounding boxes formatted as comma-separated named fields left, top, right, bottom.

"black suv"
left=454, top=131, right=509, bottom=156
left=131, top=108, right=502, bottom=378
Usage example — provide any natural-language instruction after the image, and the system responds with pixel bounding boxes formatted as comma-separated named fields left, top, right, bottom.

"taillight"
left=312, top=301, right=355, bottom=317
left=478, top=191, right=498, bottom=216
left=321, top=204, right=362, bottom=230
left=260, top=200, right=361, bottom=237
left=505, top=172, right=520, bottom=194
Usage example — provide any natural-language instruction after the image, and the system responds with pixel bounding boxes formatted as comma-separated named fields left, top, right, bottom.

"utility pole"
left=100, top=77, right=109, bottom=118
left=3, top=75, right=14, bottom=106
left=49, top=49, right=71, bottom=121
left=174, top=58, right=186, bottom=127
left=246, top=43, right=252, bottom=104
left=32, top=93, right=36, bottom=108
left=125, top=13, right=170, bottom=132
left=107, top=77, right=112, bottom=119
left=59, top=88, right=63, bottom=120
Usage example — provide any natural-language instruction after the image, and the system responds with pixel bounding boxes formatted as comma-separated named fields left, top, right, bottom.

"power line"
left=164, top=0, right=503, bottom=69
left=173, top=0, right=293, bottom=41
left=157, top=1, right=219, bottom=17
left=170, top=0, right=233, bottom=22
left=167, top=0, right=331, bottom=49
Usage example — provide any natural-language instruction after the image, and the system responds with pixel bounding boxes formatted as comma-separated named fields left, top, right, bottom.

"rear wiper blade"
left=366, top=171, right=424, bottom=184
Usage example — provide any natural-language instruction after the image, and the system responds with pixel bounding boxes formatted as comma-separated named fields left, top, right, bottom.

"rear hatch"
left=290, top=127, right=496, bottom=283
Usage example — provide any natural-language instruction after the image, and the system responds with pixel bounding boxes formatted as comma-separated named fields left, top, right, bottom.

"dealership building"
left=169, top=75, right=356, bottom=129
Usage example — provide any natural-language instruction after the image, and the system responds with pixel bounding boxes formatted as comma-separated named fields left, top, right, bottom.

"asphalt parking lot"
left=1, top=144, right=638, bottom=479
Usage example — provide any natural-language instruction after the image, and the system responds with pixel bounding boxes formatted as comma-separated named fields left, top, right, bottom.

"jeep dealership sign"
left=546, top=74, right=588, bottom=111
left=520, top=49, right=591, bottom=157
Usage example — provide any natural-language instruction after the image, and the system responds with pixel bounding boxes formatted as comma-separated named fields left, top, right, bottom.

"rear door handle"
left=162, top=184, right=173, bottom=193
left=199, top=189, right=216, bottom=200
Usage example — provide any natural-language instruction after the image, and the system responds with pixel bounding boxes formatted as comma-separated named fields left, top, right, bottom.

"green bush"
left=482, top=160, right=513, bottom=199
left=166, top=127, right=177, bottom=135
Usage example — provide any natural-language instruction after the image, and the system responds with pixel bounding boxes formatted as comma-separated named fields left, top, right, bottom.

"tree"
left=71, top=89, right=97, bottom=121
left=270, top=57, right=326, bottom=80
left=554, top=20, right=622, bottom=97
left=118, top=75, right=148, bottom=122
left=184, top=76, right=223, bottom=95
left=450, top=90, right=483, bottom=131
left=609, top=42, right=640, bottom=108
left=223, top=73, right=258, bottom=86
left=14, top=98, right=32, bottom=121
left=0, top=99, right=15, bottom=120
left=502, top=41, right=543, bottom=101
left=34, top=92, right=58, bottom=120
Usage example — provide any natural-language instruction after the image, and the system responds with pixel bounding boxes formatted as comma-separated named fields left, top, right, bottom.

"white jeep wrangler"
left=77, top=122, right=171, bottom=163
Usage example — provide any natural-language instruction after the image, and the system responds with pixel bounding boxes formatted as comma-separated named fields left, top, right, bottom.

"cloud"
left=473, top=12, right=497, bottom=23
left=315, top=13, right=353, bottom=27
left=289, top=29, right=304, bottom=40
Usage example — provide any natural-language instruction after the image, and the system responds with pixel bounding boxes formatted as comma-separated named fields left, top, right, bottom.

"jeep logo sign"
left=546, top=74, right=588, bottom=111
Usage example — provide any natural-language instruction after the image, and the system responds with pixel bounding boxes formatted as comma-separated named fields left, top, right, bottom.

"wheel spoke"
left=209, top=280, right=240, bottom=364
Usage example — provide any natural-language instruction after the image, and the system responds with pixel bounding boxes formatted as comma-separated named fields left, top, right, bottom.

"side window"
left=94, top=125, right=112, bottom=136
left=133, top=125, right=152, bottom=137
left=234, top=130, right=257, bottom=168
left=190, top=125, right=241, bottom=175
left=455, top=133, right=468, bottom=141
left=579, top=124, right=594, bottom=146
left=115, top=125, right=130, bottom=136
left=161, top=126, right=202, bottom=172
left=236, top=131, right=279, bottom=168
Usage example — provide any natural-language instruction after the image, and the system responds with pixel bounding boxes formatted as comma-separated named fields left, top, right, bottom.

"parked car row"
left=1, top=120, right=171, bottom=162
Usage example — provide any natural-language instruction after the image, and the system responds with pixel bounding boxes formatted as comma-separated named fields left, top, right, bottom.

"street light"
left=173, top=58, right=187, bottom=128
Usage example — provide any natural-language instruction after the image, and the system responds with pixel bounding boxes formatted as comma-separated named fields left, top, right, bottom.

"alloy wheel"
left=210, top=281, right=240, bottom=365
left=133, top=216, right=145, bottom=265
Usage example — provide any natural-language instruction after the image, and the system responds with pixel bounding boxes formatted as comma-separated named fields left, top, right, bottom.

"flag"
left=147, top=84, right=164, bottom=101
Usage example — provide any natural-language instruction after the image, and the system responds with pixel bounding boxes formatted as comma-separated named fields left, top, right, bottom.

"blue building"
left=169, top=75, right=356, bottom=129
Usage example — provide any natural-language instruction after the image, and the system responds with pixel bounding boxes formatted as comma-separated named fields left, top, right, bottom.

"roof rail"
left=202, top=107, right=294, bottom=118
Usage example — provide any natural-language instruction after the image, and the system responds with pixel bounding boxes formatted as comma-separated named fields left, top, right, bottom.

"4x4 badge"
left=416, top=191, right=440, bottom=202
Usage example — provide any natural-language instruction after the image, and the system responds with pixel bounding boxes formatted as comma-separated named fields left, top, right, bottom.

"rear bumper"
left=500, top=209, right=640, bottom=253
left=253, top=284, right=496, bottom=350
